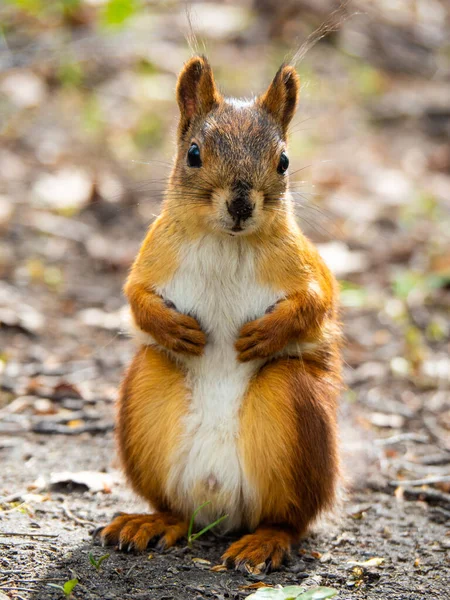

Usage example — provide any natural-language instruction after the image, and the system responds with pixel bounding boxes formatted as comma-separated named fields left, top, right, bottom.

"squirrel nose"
left=227, top=197, right=253, bottom=222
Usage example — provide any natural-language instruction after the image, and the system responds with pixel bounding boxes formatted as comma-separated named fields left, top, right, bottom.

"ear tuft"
left=257, top=65, right=300, bottom=136
left=176, top=56, right=221, bottom=138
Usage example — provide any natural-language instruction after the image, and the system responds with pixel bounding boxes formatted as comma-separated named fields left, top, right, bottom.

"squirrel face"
left=166, top=56, right=300, bottom=237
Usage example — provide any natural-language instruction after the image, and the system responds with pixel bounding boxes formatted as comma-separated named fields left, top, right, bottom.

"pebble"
left=290, top=561, right=306, bottom=573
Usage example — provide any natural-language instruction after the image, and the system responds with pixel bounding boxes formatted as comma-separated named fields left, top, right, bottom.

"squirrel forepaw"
left=156, top=312, right=207, bottom=356
left=235, top=317, right=287, bottom=362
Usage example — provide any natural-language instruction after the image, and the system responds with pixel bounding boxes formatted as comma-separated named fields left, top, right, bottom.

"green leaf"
left=246, top=586, right=307, bottom=600
left=102, top=0, right=139, bottom=27
left=246, top=588, right=285, bottom=599
left=63, top=579, right=78, bottom=596
left=281, top=587, right=307, bottom=599
left=89, top=552, right=97, bottom=568
left=297, top=587, right=338, bottom=600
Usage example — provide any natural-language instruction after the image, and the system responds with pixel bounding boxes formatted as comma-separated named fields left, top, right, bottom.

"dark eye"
left=277, top=152, right=289, bottom=174
left=187, top=143, right=202, bottom=168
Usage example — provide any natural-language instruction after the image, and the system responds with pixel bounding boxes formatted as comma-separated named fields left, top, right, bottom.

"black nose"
left=227, top=197, right=253, bottom=222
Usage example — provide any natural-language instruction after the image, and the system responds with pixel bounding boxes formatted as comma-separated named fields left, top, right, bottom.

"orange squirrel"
left=96, top=56, right=342, bottom=572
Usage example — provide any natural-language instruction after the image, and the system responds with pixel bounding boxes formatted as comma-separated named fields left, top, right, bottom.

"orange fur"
left=116, top=346, right=188, bottom=511
left=239, top=357, right=341, bottom=534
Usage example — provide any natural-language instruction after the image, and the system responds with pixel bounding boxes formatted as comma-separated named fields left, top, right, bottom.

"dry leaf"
left=348, top=557, right=385, bottom=567
left=192, top=558, right=211, bottom=565
left=210, top=564, right=227, bottom=572
left=239, top=582, right=273, bottom=590
left=50, top=471, right=119, bottom=493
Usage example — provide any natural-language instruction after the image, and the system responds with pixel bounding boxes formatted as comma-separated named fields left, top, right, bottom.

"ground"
left=1, top=1, right=450, bottom=599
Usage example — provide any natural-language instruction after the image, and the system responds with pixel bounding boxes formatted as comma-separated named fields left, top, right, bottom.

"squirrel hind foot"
left=94, top=512, right=188, bottom=552
left=222, top=525, right=293, bottom=573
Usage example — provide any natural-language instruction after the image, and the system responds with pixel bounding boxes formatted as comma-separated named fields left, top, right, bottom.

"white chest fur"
left=155, top=235, right=282, bottom=529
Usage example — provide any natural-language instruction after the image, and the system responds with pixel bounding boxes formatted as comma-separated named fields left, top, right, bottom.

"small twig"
left=0, top=532, right=59, bottom=538
left=422, top=415, right=450, bottom=452
left=0, top=491, right=27, bottom=505
left=62, top=502, right=97, bottom=527
left=2, top=502, right=28, bottom=514
left=125, top=564, right=137, bottom=578
left=390, top=475, right=450, bottom=487
left=14, top=577, right=61, bottom=583
left=392, top=486, right=450, bottom=510
left=0, top=587, right=36, bottom=593
left=375, top=433, right=429, bottom=446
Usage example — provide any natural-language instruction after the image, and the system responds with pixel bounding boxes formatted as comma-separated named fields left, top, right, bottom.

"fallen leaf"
left=347, top=557, right=385, bottom=567
left=192, top=558, right=211, bottom=565
left=239, top=582, right=273, bottom=590
left=210, top=564, right=227, bottom=572
left=49, top=471, right=119, bottom=493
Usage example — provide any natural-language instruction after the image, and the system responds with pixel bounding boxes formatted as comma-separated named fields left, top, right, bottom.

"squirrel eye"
left=187, top=143, right=202, bottom=168
left=277, top=152, right=289, bottom=174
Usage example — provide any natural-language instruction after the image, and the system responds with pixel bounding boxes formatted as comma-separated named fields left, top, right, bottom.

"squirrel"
left=95, top=55, right=342, bottom=572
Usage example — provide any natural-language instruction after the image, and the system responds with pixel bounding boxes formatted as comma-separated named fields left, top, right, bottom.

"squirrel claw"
left=222, top=528, right=292, bottom=573
left=96, top=512, right=188, bottom=554
left=91, top=525, right=105, bottom=539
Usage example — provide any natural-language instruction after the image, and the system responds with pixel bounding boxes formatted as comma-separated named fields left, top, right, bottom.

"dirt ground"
left=1, top=1, right=450, bottom=599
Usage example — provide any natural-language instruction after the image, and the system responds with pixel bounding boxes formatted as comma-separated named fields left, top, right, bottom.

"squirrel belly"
left=130, top=233, right=285, bottom=531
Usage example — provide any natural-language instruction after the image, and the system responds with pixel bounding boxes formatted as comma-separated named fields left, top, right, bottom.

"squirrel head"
left=167, top=55, right=300, bottom=237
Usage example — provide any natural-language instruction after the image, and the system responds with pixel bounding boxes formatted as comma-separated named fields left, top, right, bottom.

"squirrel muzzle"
left=227, top=180, right=254, bottom=231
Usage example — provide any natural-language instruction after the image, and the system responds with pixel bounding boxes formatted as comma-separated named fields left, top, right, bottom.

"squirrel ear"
left=258, top=65, right=300, bottom=136
left=176, top=56, right=221, bottom=138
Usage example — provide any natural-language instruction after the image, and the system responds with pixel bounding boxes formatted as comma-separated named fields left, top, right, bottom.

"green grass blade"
left=190, top=513, right=228, bottom=542
left=89, top=551, right=98, bottom=568
left=97, top=553, right=110, bottom=568
left=187, top=500, right=211, bottom=542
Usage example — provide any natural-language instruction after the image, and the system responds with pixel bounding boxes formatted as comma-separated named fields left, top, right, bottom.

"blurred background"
left=0, top=1, right=450, bottom=597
